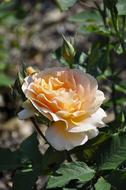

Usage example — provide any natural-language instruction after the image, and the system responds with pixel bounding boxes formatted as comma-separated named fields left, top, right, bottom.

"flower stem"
left=31, top=117, right=47, bottom=142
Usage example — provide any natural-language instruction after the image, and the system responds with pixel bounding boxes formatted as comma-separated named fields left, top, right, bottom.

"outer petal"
left=45, top=121, right=88, bottom=151
left=91, top=107, right=107, bottom=126
left=87, top=90, right=105, bottom=114
left=73, top=69, right=97, bottom=87
left=73, top=69, right=98, bottom=94
left=34, top=67, right=68, bottom=81
left=69, top=108, right=106, bottom=133
left=22, top=75, right=34, bottom=94
left=18, top=109, right=34, bottom=120
left=30, top=99, right=60, bottom=121
left=85, top=127, right=99, bottom=139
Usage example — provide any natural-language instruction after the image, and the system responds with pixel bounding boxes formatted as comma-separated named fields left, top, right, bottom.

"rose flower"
left=18, top=67, right=106, bottom=151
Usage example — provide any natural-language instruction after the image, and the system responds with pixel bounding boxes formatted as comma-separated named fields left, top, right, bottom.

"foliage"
left=0, top=0, right=126, bottom=189
left=47, top=162, right=95, bottom=188
left=95, top=177, right=111, bottom=190
left=56, top=0, right=77, bottom=11
left=98, top=133, right=126, bottom=170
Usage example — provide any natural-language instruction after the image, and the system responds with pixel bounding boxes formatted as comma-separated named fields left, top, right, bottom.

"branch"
left=31, top=117, right=47, bottom=142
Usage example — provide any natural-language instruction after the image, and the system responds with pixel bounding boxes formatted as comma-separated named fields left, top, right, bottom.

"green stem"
left=109, top=53, right=118, bottom=118
left=111, top=82, right=118, bottom=118
left=121, top=16, right=126, bottom=52
left=94, top=1, right=108, bottom=29
left=111, top=12, right=125, bottom=52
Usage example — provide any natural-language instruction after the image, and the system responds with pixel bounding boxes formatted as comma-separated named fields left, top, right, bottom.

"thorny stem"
left=31, top=117, right=47, bottom=142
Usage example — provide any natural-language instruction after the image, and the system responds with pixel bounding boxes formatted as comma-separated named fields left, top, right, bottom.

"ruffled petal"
left=69, top=108, right=106, bottom=133
left=22, top=75, right=34, bottom=94
left=86, top=127, right=99, bottom=139
left=91, top=107, right=107, bottom=126
left=45, top=121, right=88, bottom=151
left=30, top=99, right=66, bottom=123
left=73, top=70, right=98, bottom=93
left=87, top=90, right=105, bottom=114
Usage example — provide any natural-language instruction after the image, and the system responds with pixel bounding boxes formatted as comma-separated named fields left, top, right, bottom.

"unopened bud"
left=62, top=36, right=76, bottom=64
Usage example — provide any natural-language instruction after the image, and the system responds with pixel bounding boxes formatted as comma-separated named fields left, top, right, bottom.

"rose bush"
left=18, top=67, right=106, bottom=150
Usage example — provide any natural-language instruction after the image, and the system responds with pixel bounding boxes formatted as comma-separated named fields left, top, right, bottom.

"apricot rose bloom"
left=18, top=67, right=106, bottom=151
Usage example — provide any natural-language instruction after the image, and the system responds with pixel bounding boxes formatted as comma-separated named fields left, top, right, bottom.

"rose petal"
left=69, top=123, right=97, bottom=133
left=30, top=99, right=62, bottom=122
left=91, top=107, right=107, bottom=126
left=18, top=109, right=34, bottom=120
left=73, top=69, right=98, bottom=92
left=87, top=90, right=105, bottom=114
left=45, top=121, right=88, bottom=151
left=86, top=127, right=99, bottom=139
left=22, top=75, right=34, bottom=93
left=69, top=108, right=106, bottom=133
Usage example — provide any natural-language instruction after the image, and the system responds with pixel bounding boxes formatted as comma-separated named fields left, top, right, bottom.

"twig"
left=31, top=117, right=47, bottom=142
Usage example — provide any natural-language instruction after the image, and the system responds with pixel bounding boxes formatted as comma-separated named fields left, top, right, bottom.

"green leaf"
left=72, top=132, right=109, bottom=162
left=0, top=73, right=13, bottom=86
left=98, top=133, right=126, bottom=170
left=115, top=84, right=126, bottom=94
left=56, top=0, right=77, bottom=11
left=47, top=161, right=95, bottom=188
left=116, top=0, right=126, bottom=15
left=12, top=133, right=43, bottom=189
left=95, top=177, right=111, bottom=190
left=0, top=149, right=21, bottom=171
left=87, top=42, right=109, bottom=76
left=20, top=132, right=43, bottom=167
left=74, top=51, right=87, bottom=66
left=12, top=170, right=38, bottom=190
left=107, top=170, right=126, bottom=190
left=21, top=136, right=64, bottom=174
left=69, top=10, right=101, bottom=23
left=41, top=147, right=64, bottom=172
